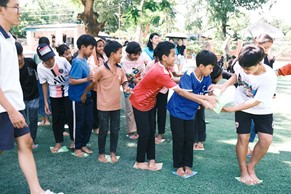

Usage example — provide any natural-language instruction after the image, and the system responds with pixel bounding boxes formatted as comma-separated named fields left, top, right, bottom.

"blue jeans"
left=24, top=98, right=39, bottom=143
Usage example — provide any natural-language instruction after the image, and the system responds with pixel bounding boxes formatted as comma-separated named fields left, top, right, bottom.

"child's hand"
left=124, top=87, right=133, bottom=95
left=206, top=95, right=218, bottom=107
left=81, top=94, right=87, bottom=103
left=201, top=100, right=214, bottom=109
left=87, top=72, right=93, bottom=82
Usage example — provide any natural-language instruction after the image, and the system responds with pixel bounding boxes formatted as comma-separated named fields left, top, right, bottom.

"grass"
left=1, top=76, right=291, bottom=194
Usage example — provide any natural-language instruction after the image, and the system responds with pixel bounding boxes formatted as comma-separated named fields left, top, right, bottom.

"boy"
left=16, top=41, right=39, bottom=149
left=167, top=50, right=217, bottom=177
left=37, top=43, right=73, bottom=153
left=69, top=34, right=96, bottom=157
left=82, top=41, right=129, bottom=163
left=213, top=45, right=277, bottom=185
left=0, top=1, right=62, bottom=193
left=129, top=41, right=216, bottom=170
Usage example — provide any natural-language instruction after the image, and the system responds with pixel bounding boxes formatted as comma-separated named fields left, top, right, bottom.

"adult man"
left=0, top=1, right=62, bottom=193
left=212, top=45, right=277, bottom=185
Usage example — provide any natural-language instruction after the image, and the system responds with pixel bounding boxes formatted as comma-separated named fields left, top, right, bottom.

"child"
left=69, top=34, right=97, bottom=157
left=56, top=44, right=72, bottom=64
left=83, top=41, right=129, bottom=163
left=212, top=45, right=277, bottom=185
left=37, top=43, right=74, bottom=153
left=87, top=38, right=107, bottom=135
left=167, top=50, right=217, bottom=177
left=129, top=41, right=216, bottom=170
left=121, top=41, right=150, bottom=139
left=16, top=42, right=39, bottom=149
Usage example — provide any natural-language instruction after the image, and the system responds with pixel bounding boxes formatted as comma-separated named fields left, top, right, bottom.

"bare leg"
left=15, top=133, right=44, bottom=194
left=248, top=133, right=272, bottom=184
left=236, top=134, right=254, bottom=185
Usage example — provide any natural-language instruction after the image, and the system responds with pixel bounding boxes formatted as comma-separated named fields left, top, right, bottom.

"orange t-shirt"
left=94, top=63, right=127, bottom=111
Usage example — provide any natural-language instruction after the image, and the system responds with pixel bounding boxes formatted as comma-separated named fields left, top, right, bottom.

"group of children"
left=14, top=32, right=279, bottom=183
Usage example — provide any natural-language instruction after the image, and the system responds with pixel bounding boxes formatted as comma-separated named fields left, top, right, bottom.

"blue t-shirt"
left=143, top=47, right=154, bottom=60
left=167, top=69, right=211, bottom=120
left=68, top=58, right=91, bottom=101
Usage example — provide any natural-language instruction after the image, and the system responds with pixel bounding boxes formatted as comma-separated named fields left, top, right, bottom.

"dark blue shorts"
left=0, top=111, right=30, bottom=150
left=235, top=111, right=273, bottom=135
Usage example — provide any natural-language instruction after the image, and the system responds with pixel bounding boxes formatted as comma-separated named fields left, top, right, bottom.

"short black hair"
left=76, top=34, right=97, bottom=50
left=154, top=41, right=175, bottom=61
left=210, top=64, right=222, bottom=81
left=147, top=32, right=159, bottom=51
left=15, top=41, right=23, bottom=55
left=104, top=40, right=122, bottom=58
left=38, top=37, right=50, bottom=45
left=125, top=41, right=141, bottom=54
left=238, top=45, right=265, bottom=68
left=196, top=50, right=217, bottom=67
left=56, top=44, right=70, bottom=56
left=0, top=0, right=9, bottom=7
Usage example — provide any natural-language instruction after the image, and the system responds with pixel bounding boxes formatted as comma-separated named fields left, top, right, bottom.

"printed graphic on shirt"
left=237, top=74, right=258, bottom=98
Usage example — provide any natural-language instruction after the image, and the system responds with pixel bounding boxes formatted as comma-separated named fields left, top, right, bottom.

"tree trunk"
left=135, top=0, right=144, bottom=44
left=80, top=0, right=106, bottom=37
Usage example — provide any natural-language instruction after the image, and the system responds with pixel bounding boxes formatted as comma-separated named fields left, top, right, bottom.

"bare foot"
left=176, top=167, right=185, bottom=176
left=247, top=166, right=261, bottom=184
left=63, top=131, right=69, bottom=136
left=184, top=166, right=193, bottom=175
left=134, top=162, right=149, bottom=170
left=44, top=121, right=50, bottom=126
left=193, top=143, right=197, bottom=150
left=93, top=128, right=99, bottom=134
left=70, top=141, right=75, bottom=149
left=148, top=160, right=158, bottom=171
left=51, top=143, right=61, bottom=153
left=110, top=152, right=118, bottom=163
left=247, top=147, right=253, bottom=157
left=239, top=174, right=254, bottom=185
left=81, top=147, right=93, bottom=154
left=74, top=149, right=85, bottom=157
left=98, top=154, right=108, bottom=163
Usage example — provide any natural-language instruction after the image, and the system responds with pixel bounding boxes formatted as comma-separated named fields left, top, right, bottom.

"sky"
left=250, top=0, right=291, bottom=25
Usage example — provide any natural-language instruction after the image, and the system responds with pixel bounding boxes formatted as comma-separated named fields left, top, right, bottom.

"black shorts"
left=0, top=111, right=30, bottom=150
left=235, top=111, right=273, bottom=135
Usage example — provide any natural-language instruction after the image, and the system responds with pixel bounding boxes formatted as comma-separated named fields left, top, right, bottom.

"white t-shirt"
left=37, top=57, right=71, bottom=98
left=0, top=27, right=25, bottom=113
left=234, top=63, right=277, bottom=114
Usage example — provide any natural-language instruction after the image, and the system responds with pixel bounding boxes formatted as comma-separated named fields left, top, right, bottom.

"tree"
left=208, top=0, right=277, bottom=38
left=75, top=0, right=106, bottom=37
left=183, top=0, right=276, bottom=38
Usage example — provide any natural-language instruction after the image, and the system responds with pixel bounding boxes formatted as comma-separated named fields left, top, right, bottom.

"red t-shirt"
left=129, top=62, right=177, bottom=111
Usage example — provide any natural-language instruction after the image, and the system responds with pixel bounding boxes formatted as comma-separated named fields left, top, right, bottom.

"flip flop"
left=133, top=162, right=149, bottom=170
left=105, top=155, right=120, bottom=163
left=172, top=170, right=198, bottom=178
left=71, top=152, right=89, bottom=157
left=50, top=146, right=69, bottom=153
left=235, top=177, right=263, bottom=185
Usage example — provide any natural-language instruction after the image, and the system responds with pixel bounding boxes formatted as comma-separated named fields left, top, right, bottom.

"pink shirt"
left=129, top=62, right=177, bottom=111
